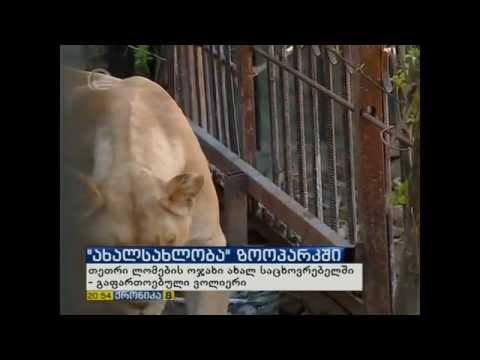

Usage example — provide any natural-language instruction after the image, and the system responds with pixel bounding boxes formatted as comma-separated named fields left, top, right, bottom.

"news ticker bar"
left=86, top=246, right=348, bottom=263
left=86, top=263, right=363, bottom=291
left=87, top=290, right=176, bottom=301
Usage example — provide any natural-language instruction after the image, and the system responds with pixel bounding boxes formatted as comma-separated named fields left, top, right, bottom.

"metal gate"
left=148, top=45, right=412, bottom=314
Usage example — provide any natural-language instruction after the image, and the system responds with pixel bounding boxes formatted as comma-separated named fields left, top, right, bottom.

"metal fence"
left=160, top=46, right=356, bottom=242
left=149, top=45, right=412, bottom=314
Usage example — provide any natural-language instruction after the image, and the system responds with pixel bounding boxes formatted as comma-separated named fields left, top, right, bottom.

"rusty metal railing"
left=169, top=45, right=364, bottom=313
left=249, top=45, right=359, bottom=246
left=171, top=45, right=242, bottom=155
left=151, top=45, right=410, bottom=314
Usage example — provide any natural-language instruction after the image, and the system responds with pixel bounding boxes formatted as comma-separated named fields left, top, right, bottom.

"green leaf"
left=132, top=45, right=154, bottom=69
left=390, top=179, right=410, bottom=206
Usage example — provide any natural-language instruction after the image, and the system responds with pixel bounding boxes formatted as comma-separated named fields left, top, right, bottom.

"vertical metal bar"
left=381, top=45, right=394, bottom=264
left=195, top=46, right=208, bottom=129
left=187, top=45, right=199, bottom=124
left=161, top=46, right=173, bottom=97
left=226, top=45, right=240, bottom=155
left=203, top=46, right=214, bottom=135
left=211, top=45, right=224, bottom=143
left=161, top=46, right=171, bottom=92
left=153, top=46, right=162, bottom=85
left=310, top=47, right=324, bottom=222
left=343, top=45, right=359, bottom=245
left=153, top=46, right=168, bottom=89
left=173, top=45, right=180, bottom=103
left=180, top=45, right=192, bottom=118
left=280, top=46, right=293, bottom=197
left=324, top=48, right=339, bottom=231
left=382, top=46, right=396, bottom=314
left=178, top=45, right=191, bottom=117
left=395, top=47, right=414, bottom=314
left=398, top=44, right=412, bottom=238
left=238, top=45, right=256, bottom=166
left=352, top=45, right=392, bottom=314
left=221, top=173, right=248, bottom=245
left=294, top=46, right=308, bottom=208
left=267, top=45, right=280, bottom=185
left=280, top=46, right=294, bottom=241
left=219, top=45, right=231, bottom=149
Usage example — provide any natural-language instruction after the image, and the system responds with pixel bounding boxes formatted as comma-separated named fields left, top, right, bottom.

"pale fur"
left=63, top=68, right=229, bottom=315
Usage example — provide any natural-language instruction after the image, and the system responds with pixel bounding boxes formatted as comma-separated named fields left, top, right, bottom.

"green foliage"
left=132, top=45, right=153, bottom=68
left=392, top=46, right=420, bottom=130
left=389, top=178, right=410, bottom=206
left=406, top=86, right=420, bottom=127
left=388, top=46, right=420, bottom=208
left=391, top=46, right=420, bottom=94
left=391, top=68, right=408, bottom=92
left=405, top=46, right=420, bottom=70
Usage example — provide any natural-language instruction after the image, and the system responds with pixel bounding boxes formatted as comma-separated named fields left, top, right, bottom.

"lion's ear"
left=163, top=173, right=204, bottom=214
left=166, top=173, right=204, bottom=204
